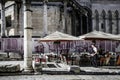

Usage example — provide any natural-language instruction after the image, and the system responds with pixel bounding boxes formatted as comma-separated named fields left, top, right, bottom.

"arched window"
left=6, top=15, right=11, bottom=27
left=95, top=10, right=99, bottom=31
left=101, top=10, right=106, bottom=32
left=115, top=10, right=119, bottom=34
left=108, top=10, right=112, bottom=33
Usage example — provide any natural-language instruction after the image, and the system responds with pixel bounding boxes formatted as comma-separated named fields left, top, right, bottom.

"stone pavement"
left=80, top=66, right=120, bottom=73
left=0, top=75, right=120, bottom=80
left=0, top=61, right=120, bottom=75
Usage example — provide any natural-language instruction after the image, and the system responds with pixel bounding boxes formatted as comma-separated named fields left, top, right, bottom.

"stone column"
left=14, top=1, right=21, bottom=35
left=43, top=0, right=48, bottom=36
left=74, top=15, right=77, bottom=36
left=112, top=17, right=116, bottom=34
left=116, top=17, right=119, bottom=34
left=71, top=10, right=75, bottom=35
left=0, top=0, right=6, bottom=37
left=92, top=15, right=96, bottom=31
left=63, top=0, right=67, bottom=33
left=103, top=18, right=106, bottom=32
left=14, top=2, right=18, bottom=35
left=23, top=0, right=33, bottom=72
left=80, top=13, right=83, bottom=35
left=86, top=15, right=89, bottom=33
left=97, top=15, right=100, bottom=31
left=105, top=16, right=108, bottom=33
left=118, top=18, right=120, bottom=34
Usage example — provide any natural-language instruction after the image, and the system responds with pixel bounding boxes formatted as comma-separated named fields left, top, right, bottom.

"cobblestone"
left=0, top=75, right=120, bottom=80
left=0, top=61, right=120, bottom=73
left=0, top=61, right=120, bottom=80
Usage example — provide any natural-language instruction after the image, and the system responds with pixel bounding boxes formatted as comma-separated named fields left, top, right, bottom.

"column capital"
left=1, top=0, right=6, bottom=37
left=22, top=0, right=31, bottom=4
left=43, top=0, right=48, bottom=3
left=15, top=0, right=22, bottom=4
left=24, top=27, right=33, bottom=30
left=63, top=0, right=69, bottom=3
left=25, top=9, right=33, bottom=12
left=22, top=0, right=32, bottom=12
left=0, top=0, right=6, bottom=4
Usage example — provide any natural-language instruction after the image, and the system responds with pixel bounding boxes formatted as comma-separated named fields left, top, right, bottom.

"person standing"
left=90, top=44, right=98, bottom=67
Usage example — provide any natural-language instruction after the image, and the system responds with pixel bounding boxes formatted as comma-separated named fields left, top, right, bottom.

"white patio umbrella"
left=79, top=30, right=119, bottom=52
left=39, top=31, right=82, bottom=53
left=39, top=31, right=81, bottom=42
left=116, top=34, right=120, bottom=40
left=39, top=31, right=82, bottom=63
left=79, top=30, right=118, bottom=40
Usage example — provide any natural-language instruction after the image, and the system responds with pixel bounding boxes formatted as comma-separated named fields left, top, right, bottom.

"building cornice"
left=91, top=0, right=120, bottom=4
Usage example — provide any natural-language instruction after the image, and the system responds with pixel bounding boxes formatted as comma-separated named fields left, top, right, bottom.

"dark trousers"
left=90, top=54, right=97, bottom=67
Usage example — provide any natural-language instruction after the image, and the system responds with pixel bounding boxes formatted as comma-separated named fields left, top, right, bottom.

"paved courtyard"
left=0, top=53, right=120, bottom=80
left=0, top=75, right=120, bottom=80
left=0, top=60, right=120, bottom=80
left=0, top=61, right=120, bottom=73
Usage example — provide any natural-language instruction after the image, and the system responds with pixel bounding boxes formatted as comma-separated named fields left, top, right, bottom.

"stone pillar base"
left=23, top=67, right=34, bottom=73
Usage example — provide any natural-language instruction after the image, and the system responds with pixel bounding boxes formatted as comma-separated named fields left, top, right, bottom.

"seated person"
left=100, top=51, right=111, bottom=66
left=117, top=55, right=120, bottom=65
left=98, top=46, right=105, bottom=56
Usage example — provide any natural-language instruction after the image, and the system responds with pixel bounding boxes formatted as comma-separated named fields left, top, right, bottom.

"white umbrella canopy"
left=116, top=34, right=120, bottom=40
left=39, top=31, right=81, bottom=42
left=79, top=30, right=118, bottom=40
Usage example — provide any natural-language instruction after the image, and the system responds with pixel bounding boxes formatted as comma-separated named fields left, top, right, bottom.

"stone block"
left=0, top=53, right=7, bottom=59
left=0, top=64, right=20, bottom=72
left=9, top=52, right=22, bottom=59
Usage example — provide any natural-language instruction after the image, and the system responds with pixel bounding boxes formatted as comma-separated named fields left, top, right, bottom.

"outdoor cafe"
left=35, top=31, right=120, bottom=67
left=1, top=31, right=120, bottom=67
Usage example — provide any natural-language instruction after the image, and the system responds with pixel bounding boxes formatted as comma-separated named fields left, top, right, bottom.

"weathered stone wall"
left=92, top=0, right=120, bottom=3
left=31, top=6, right=43, bottom=36
left=31, top=5, right=72, bottom=36
left=0, top=1, right=15, bottom=36
left=92, top=1, right=120, bottom=34
left=6, top=5, right=15, bottom=36
left=1, top=0, right=120, bottom=36
left=18, top=3, right=24, bottom=37
left=31, top=5, right=62, bottom=36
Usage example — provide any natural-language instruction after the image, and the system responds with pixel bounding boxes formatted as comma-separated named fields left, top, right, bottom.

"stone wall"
left=31, top=5, right=62, bottom=36
left=1, top=0, right=120, bottom=36
left=31, top=5, right=72, bottom=36
left=92, top=1, right=120, bottom=34
left=0, top=1, right=15, bottom=36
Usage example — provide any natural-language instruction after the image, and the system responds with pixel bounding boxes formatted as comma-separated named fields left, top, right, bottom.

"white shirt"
left=93, top=46, right=98, bottom=54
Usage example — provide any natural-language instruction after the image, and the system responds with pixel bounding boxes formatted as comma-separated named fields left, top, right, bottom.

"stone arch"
left=101, top=10, right=106, bottom=18
left=101, top=10, right=106, bottom=32
left=115, top=10, right=119, bottom=17
left=115, top=10, right=119, bottom=34
left=108, top=10, right=112, bottom=33
left=83, top=7, right=92, bottom=33
left=95, top=9, right=99, bottom=31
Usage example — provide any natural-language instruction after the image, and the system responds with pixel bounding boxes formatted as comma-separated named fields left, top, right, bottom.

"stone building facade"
left=0, top=0, right=120, bottom=37
left=92, top=0, right=120, bottom=34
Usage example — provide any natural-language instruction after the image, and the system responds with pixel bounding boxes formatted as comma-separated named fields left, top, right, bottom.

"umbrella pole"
left=57, top=43, right=58, bottom=62
left=54, top=41, right=60, bottom=63
left=111, top=41, right=112, bottom=52
left=105, top=41, right=106, bottom=52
